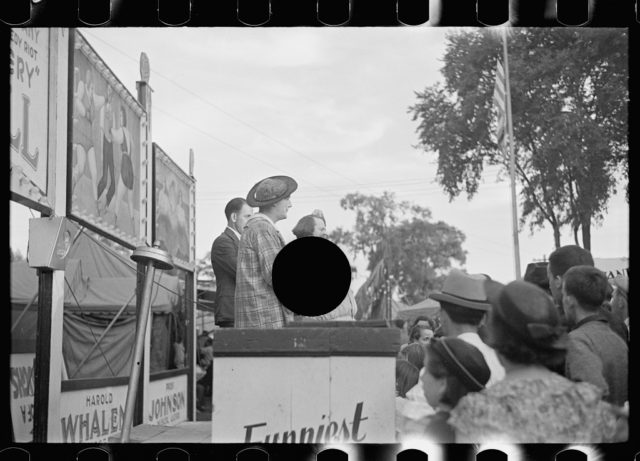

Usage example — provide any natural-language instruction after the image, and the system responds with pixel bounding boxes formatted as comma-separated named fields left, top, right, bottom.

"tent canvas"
left=11, top=230, right=179, bottom=314
left=394, top=298, right=440, bottom=321
left=10, top=224, right=182, bottom=378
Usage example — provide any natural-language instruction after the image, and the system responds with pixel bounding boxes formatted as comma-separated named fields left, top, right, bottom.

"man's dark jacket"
left=211, top=228, right=240, bottom=325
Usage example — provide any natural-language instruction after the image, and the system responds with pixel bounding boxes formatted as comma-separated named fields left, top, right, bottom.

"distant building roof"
left=593, top=257, right=629, bottom=279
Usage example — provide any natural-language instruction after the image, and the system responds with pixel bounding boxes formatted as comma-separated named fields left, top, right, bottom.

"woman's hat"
left=246, top=176, right=298, bottom=207
left=429, top=269, right=492, bottom=311
left=484, top=279, right=567, bottom=350
left=429, top=337, right=490, bottom=392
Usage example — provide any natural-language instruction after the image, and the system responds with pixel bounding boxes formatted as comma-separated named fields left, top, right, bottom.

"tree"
left=408, top=28, right=628, bottom=250
left=329, top=192, right=466, bottom=305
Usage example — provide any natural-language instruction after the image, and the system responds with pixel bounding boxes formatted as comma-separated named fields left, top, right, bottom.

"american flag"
left=354, top=258, right=387, bottom=320
left=493, top=59, right=507, bottom=150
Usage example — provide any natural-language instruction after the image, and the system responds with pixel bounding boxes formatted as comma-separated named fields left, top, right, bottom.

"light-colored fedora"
left=428, top=269, right=492, bottom=311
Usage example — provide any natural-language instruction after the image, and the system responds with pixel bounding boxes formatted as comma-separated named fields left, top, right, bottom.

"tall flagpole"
left=502, top=28, right=522, bottom=279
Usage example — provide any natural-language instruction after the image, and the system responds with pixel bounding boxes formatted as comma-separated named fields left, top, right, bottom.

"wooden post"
left=502, top=29, right=522, bottom=279
left=32, top=28, right=69, bottom=442
left=189, top=147, right=197, bottom=421
left=136, top=52, right=154, bottom=425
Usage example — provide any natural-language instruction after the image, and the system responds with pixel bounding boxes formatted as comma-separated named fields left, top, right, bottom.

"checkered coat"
left=234, top=214, right=294, bottom=328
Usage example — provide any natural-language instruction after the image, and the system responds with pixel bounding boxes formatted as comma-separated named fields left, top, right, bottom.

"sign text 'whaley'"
left=60, top=392, right=124, bottom=443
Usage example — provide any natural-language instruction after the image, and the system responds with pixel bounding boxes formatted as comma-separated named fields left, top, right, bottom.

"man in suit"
left=211, top=197, right=253, bottom=328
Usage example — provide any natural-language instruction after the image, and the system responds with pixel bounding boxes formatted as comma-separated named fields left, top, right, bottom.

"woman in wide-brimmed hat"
left=235, top=175, right=298, bottom=328
left=448, top=280, right=627, bottom=443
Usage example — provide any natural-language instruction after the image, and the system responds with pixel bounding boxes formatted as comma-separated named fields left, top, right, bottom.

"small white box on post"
left=27, top=216, right=73, bottom=270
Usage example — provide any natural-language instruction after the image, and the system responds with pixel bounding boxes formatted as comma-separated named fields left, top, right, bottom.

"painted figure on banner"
left=70, top=37, right=143, bottom=245
left=112, top=104, right=137, bottom=234
left=155, top=168, right=190, bottom=263
left=71, top=67, right=99, bottom=204
left=96, top=84, right=117, bottom=218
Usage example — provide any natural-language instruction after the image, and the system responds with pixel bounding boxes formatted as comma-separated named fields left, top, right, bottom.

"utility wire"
left=80, top=31, right=381, bottom=198
left=152, top=105, right=344, bottom=200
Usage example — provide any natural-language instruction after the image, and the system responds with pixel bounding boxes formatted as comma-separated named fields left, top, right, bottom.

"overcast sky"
left=10, top=27, right=629, bottom=293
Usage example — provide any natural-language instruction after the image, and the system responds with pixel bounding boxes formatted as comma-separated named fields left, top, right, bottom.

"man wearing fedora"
left=234, top=176, right=298, bottom=328
left=429, top=269, right=505, bottom=387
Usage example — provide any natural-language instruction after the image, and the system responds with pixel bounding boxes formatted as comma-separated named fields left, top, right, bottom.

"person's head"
left=225, top=197, right=253, bottom=234
left=292, top=214, right=327, bottom=239
left=247, top=176, right=297, bottom=223
left=524, top=261, right=552, bottom=296
left=429, top=270, right=491, bottom=336
left=484, top=280, right=567, bottom=370
left=547, top=245, right=594, bottom=305
left=562, top=265, right=609, bottom=326
left=260, top=197, right=292, bottom=222
left=610, top=275, right=629, bottom=323
left=408, top=324, right=434, bottom=346
left=421, top=337, right=490, bottom=410
left=396, top=359, right=420, bottom=398
left=412, top=316, right=435, bottom=330
left=400, top=342, right=426, bottom=370
left=439, top=302, right=487, bottom=336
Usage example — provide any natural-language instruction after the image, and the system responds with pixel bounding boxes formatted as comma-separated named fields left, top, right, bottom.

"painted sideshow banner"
left=154, top=143, right=195, bottom=269
left=58, top=385, right=128, bottom=443
left=10, top=28, right=52, bottom=211
left=68, top=31, right=148, bottom=248
left=147, top=375, right=188, bottom=426
left=10, top=353, right=36, bottom=443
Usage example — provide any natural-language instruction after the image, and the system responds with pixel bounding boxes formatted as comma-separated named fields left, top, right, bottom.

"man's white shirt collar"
left=226, top=226, right=241, bottom=240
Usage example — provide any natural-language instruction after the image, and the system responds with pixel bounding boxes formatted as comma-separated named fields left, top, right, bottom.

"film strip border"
left=3, top=2, right=637, bottom=461
left=1, top=0, right=639, bottom=26
left=1, top=444, right=639, bottom=460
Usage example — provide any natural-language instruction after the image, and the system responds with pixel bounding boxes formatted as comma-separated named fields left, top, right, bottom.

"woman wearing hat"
left=411, top=337, right=490, bottom=443
left=234, top=176, right=298, bottom=328
left=448, top=280, right=626, bottom=443
left=291, top=211, right=357, bottom=321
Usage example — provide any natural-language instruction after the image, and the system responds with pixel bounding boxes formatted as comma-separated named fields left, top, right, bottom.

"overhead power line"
left=81, top=30, right=393, bottom=197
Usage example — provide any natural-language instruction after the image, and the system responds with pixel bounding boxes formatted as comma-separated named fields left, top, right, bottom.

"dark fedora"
left=523, top=261, right=551, bottom=294
left=429, top=269, right=492, bottom=311
left=246, top=176, right=298, bottom=207
left=484, top=279, right=567, bottom=350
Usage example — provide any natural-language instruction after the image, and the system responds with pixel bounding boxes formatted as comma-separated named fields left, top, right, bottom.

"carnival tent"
left=394, top=298, right=440, bottom=321
left=10, top=223, right=182, bottom=379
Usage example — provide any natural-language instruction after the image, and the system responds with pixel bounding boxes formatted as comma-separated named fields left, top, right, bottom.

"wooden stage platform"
left=111, top=422, right=212, bottom=443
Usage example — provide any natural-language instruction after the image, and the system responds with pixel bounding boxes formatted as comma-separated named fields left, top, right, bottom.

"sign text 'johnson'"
left=148, top=388, right=186, bottom=425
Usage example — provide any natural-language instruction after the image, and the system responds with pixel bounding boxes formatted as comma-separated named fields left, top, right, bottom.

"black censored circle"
left=272, top=237, right=352, bottom=317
